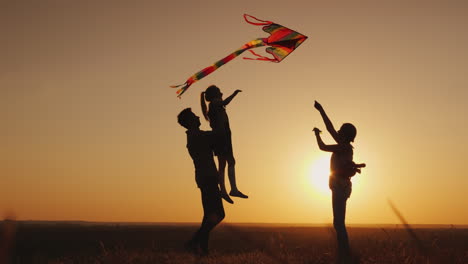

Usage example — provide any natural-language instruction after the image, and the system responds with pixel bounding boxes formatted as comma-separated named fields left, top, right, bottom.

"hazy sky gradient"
left=1, top=0, right=467, bottom=224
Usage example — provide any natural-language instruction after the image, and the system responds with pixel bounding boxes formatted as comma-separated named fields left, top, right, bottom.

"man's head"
left=338, top=123, right=357, bottom=143
left=177, top=108, right=201, bottom=129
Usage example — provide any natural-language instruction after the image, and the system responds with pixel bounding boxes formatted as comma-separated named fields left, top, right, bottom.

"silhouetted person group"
left=177, top=85, right=365, bottom=263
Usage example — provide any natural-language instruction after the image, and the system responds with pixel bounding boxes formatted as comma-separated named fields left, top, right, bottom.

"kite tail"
left=171, top=38, right=265, bottom=98
left=170, top=81, right=193, bottom=98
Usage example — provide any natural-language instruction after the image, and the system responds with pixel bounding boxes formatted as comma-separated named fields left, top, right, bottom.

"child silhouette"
left=201, top=85, right=248, bottom=204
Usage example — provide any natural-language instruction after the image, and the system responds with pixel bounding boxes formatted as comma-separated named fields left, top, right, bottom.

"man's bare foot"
left=184, top=240, right=200, bottom=255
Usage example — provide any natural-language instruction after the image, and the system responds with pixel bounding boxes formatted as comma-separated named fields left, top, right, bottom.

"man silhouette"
left=177, top=108, right=225, bottom=255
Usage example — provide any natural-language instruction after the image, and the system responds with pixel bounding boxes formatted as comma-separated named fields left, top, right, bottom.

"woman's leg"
left=332, top=190, right=350, bottom=257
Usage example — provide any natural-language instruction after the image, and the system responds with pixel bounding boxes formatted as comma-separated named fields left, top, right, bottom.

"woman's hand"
left=313, top=127, right=322, bottom=135
left=314, top=100, right=323, bottom=112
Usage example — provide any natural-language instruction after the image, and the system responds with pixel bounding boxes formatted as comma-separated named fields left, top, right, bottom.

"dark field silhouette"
left=3, top=221, right=467, bottom=264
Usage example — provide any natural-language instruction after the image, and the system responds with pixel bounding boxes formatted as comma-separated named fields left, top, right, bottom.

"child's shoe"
left=221, top=191, right=234, bottom=204
left=229, top=190, right=248, bottom=199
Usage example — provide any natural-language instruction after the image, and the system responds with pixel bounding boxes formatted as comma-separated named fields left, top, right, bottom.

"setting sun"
left=309, top=155, right=331, bottom=195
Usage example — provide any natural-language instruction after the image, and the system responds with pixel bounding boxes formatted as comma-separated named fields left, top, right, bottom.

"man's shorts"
left=200, top=185, right=225, bottom=217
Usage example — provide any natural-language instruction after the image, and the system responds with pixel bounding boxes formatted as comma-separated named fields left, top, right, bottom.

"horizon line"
left=3, top=220, right=467, bottom=228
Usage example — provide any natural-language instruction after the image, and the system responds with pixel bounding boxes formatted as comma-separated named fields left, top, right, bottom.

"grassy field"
left=1, top=221, right=467, bottom=263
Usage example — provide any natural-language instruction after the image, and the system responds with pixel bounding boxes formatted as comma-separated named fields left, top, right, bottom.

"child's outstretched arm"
left=313, top=127, right=339, bottom=152
left=223, top=90, right=242, bottom=106
left=314, top=101, right=339, bottom=143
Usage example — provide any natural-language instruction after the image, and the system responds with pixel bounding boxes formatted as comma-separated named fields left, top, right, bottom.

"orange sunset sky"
left=1, top=0, right=467, bottom=225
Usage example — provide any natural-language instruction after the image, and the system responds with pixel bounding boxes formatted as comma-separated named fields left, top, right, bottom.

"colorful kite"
left=171, top=14, right=308, bottom=98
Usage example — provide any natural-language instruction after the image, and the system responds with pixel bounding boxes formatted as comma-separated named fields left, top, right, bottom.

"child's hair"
left=200, top=85, right=220, bottom=121
left=177, top=108, right=193, bottom=129
left=339, top=123, right=357, bottom=143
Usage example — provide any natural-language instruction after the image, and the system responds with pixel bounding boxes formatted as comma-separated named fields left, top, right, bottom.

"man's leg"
left=186, top=189, right=207, bottom=253
left=198, top=186, right=225, bottom=254
left=187, top=215, right=220, bottom=253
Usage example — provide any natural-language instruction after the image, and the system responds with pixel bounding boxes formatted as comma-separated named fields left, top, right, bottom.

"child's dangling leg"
left=217, top=157, right=234, bottom=204
left=226, top=157, right=248, bottom=199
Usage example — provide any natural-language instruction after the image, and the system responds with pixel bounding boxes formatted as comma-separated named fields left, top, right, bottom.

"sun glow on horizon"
left=309, top=155, right=331, bottom=196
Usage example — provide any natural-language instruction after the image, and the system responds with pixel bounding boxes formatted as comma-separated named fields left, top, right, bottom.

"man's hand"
left=314, top=100, right=323, bottom=112
left=234, top=89, right=242, bottom=94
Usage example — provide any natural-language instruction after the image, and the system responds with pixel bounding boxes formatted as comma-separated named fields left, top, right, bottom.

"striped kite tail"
left=170, top=80, right=193, bottom=98
left=170, top=38, right=265, bottom=98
